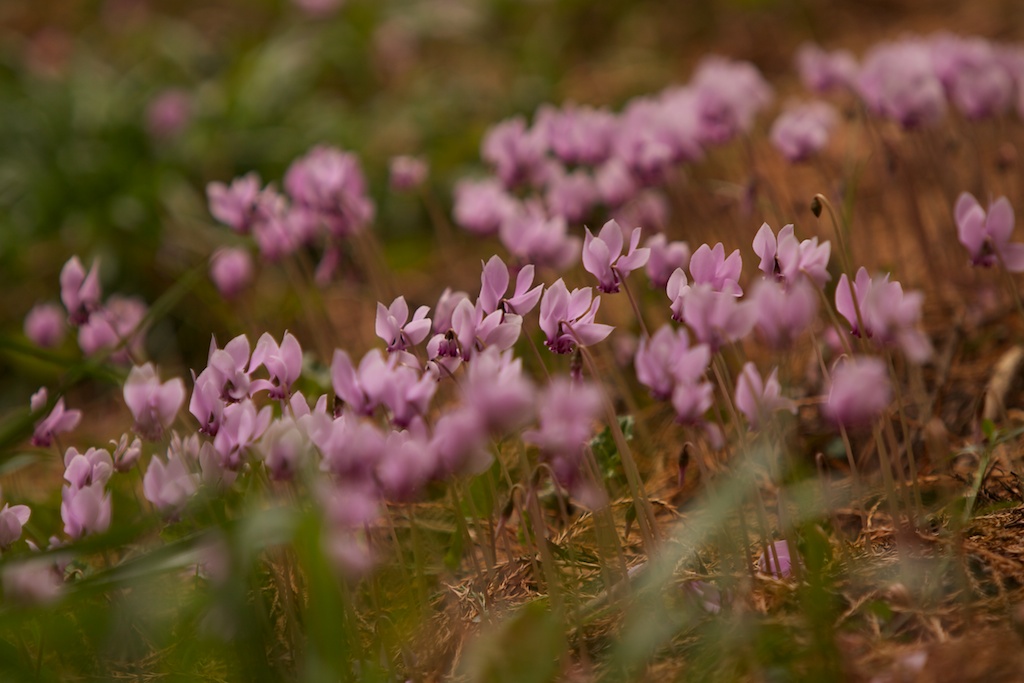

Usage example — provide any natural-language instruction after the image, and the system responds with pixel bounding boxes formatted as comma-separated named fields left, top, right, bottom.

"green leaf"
left=461, top=599, right=565, bottom=683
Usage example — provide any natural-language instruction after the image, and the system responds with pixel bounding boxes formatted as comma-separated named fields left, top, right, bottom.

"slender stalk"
left=617, top=275, right=649, bottom=339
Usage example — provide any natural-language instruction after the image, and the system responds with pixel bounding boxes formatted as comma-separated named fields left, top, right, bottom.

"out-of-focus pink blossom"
left=24, top=303, right=66, bottom=348
left=60, top=256, right=102, bottom=326
left=498, top=201, right=581, bottom=271
left=758, top=540, right=797, bottom=578
left=61, top=481, right=111, bottom=539
left=481, top=116, right=547, bottom=187
left=734, top=363, right=796, bottom=430
left=523, top=379, right=604, bottom=494
left=823, top=356, right=891, bottom=427
left=954, top=192, right=1024, bottom=271
left=389, top=155, right=428, bottom=191
left=207, top=173, right=262, bottom=234
left=110, top=433, right=143, bottom=472
left=248, top=332, right=303, bottom=399
left=645, top=235, right=690, bottom=290
left=124, top=363, right=186, bottom=441
left=635, top=324, right=711, bottom=402
left=209, top=248, right=253, bottom=299
left=292, top=0, right=343, bottom=16
left=857, top=39, right=946, bottom=128
left=258, top=417, right=308, bottom=481
left=77, top=295, right=148, bottom=363
left=835, top=268, right=932, bottom=363
left=795, top=43, right=858, bottom=93
left=691, top=56, right=773, bottom=145
left=545, top=169, right=598, bottom=223
left=753, top=223, right=831, bottom=287
left=212, top=399, right=273, bottom=470
left=930, top=34, right=1013, bottom=120
left=452, top=178, right=516, bottom=236
left=285, top=145, right=374, bottom=237
left=145, top=88, right=191, bottom=139
left=769, top=102, right=837, bottom=163
left=749, top=278, right=819, bottom=348
left=3, top=557, right=62, bottom=604
left=535, top=103, right=617, bottom=166
left=143, top=449, right=198, bottom=515
left=31, top=388, right=81, bottom=448
left=0, top=487, right=30, bottom=549
left=679, top=284, right=756, bottom=351
left=460, top=347, right=534, bottom=434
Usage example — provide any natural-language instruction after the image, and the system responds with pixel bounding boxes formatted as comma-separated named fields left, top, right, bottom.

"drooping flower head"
left=954, top=192, right=1024, bottom=271
left=823, top=355, right=891, bottom=427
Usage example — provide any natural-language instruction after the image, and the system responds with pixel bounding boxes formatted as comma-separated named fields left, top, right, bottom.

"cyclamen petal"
left=124, top=364, right=186, bottom=441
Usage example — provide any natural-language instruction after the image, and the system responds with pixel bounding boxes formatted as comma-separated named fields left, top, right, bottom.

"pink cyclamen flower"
left=452, top=178, right=516, bottom=236
left=481, top=115, right=547, bottom=188
left=538, top=279, right=614, bottom=354
left=60, top=256, right=102, bottom=326
left=212, top=399, right=273, bottom=469
left=769, top=102, right=837, bottom=163
left=795, top=43, right=858, bottom=93
left=523, top=379, right=604, bottom=494
left=449, top=297, right=522, bottom=362
left=498, top=200, right=581, bottom=271
left=389, top=155, right=428, bottom=191
left=61, top=482, right=111, bottom=539
left=207, top=172, right=262, bottom=234
left=749, top=277, right=819, bottom=348
left=835, top=268, right=932, bottom=363
left=734, top=363, right=796, bottom=430
left=478, top=255, right=543, bottom=315
left=258, top=416, right=308, bottom=480
left=823, top=356, right=891, bottom=427
left=110, top=433, right=143, bottom=472
left=645, top=234, right=690, bottom=290
left=24, top=303, right=66, bottom=348
left=63, top=446, right=113, bottom=489
left=635, top=324, right=711, bottom=402
left=3, top=557, right=62, bottom=605
left=545, top=169, right=598, bottom=223
left=249, top=331, right=303, bottom=399
left=375, top=296, right=432, bottom=352
left=284, top=145, right=375, bottom=237
left=143, top=450, right=198, bottom=515
left=331, top=349, right=392, bottom=417
left=954, top=192, right=1024, bottom=271
left=582, top=220, right=651, bottom=293
left=679, top=283, right=756, bottom=352
left=689, top=242, right=743, bottom=296
left=77, top=295, right=148, bottom=364
left=0, top=487, right=30, bottom=548
left=857, top=39, right=946, bottom=129
left=124, top=363, right=186, bottom=441
left=31, top=388, right=82, bottom=448
left=459, top=347, right=535, bottom=434
left=752, top=223, right=831, bottom=288
left=209, top=248, right=254, bottom=299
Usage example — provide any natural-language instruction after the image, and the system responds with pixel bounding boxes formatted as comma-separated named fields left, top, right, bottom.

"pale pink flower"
left=954, top=192, right=1024, bottom=271
left=582, top=220, right=650, bottom=293
left=734, top=363, right=796, bottom=430
left=375, top=296, right=432, bottom=352
left=124, top=363, right=186, bottom=441
left=24, top=303, right=66, bottom=348
left=209, top=247, right=254, bottom=299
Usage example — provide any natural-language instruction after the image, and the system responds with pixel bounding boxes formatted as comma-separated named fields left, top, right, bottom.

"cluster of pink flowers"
left=24, top=256, right=149, bottom=362
left=205, top=144, right=375, bottom=294
left=453, top=56, right=774, bottom=269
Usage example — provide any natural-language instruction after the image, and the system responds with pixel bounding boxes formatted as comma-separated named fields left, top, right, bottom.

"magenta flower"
left=143, top=450, right=198, bottom=515
left=930, top=34, right=1013, bottom=120
left=432, top=288, right=471, bottom=334
left=452, top=178, right=516, bottom=236
left=381, top=364, right=437, bottom=429
left=954, top=192, right=1024, bottom=271
left=538, top=279, right=614, bottom=354
left=209, top=247, right=254, bottom=299
left=535, top=102, right=617, bottom=166
left=689, top=242, right=743, bottom=296
left=110, top=433, right=142, bottom=472
left=823, top=356, right=891, bottom=427
left=459, top=347, right=535, bottom=434
left=594, top=158, right=638, bottom=208
left=734, top=363, right=796, bottom=430
left=449, top=298, right=522, bottom=362
left=212, top=399, right=273, bottom=469
left=645, top=235, right=690, bottom=290
left=430, top=407, right=490, bottom=477
left=24, top=303, right=66, bottom=348
left=835, top=268, right=932, bottom=363
left=752, top=223, right=831, bottom=287
left=545, top=169, right=598, bottom=223
left=582, top=220, right=651, bottom=293
left=857, top=39, right=946, bottom=129
left=257, top=417, right=308, bottom=481
left=388, top=155, right=428, bottom=191
left=331, top=349, right=392, bottom=417
left=481, top=115, right=547, bottom=187
left=63, top=446, right=113, bottom=489
left=249, top=332, right=303, bottom=399
left=309, top=413, right=385, bottom=479
left=691, top=56, right=773, bottom=145
left=634, top=324, right=711, bottom=401
left=523, top=379, right=604, bottom=493
left=61, top=482, right=111, bottom=539
left=375, top=296, right=432, bottom=352
left=679, top=284, right=756, bottom=351
left=207, top=172, right=262, bottom=234
left=31, top=388, right=82, bottom=448
left=376, top=429, right=437, bottom=501
left=124, top=363, right=186, bottom=441
left=795, top=43, right=858, bottom=93
left=0, top=487, right=30, bottom=549
left=769, top=102, right=837, bottom=163
left=498, top=201, right=581, bottom=271
left=60, top=256, right=102, bottom=326
left=749, top=278, right=819, bottom=348
left=478, top=255, right=543, bottom=315
left=284, top=145, right=375, bottom=237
